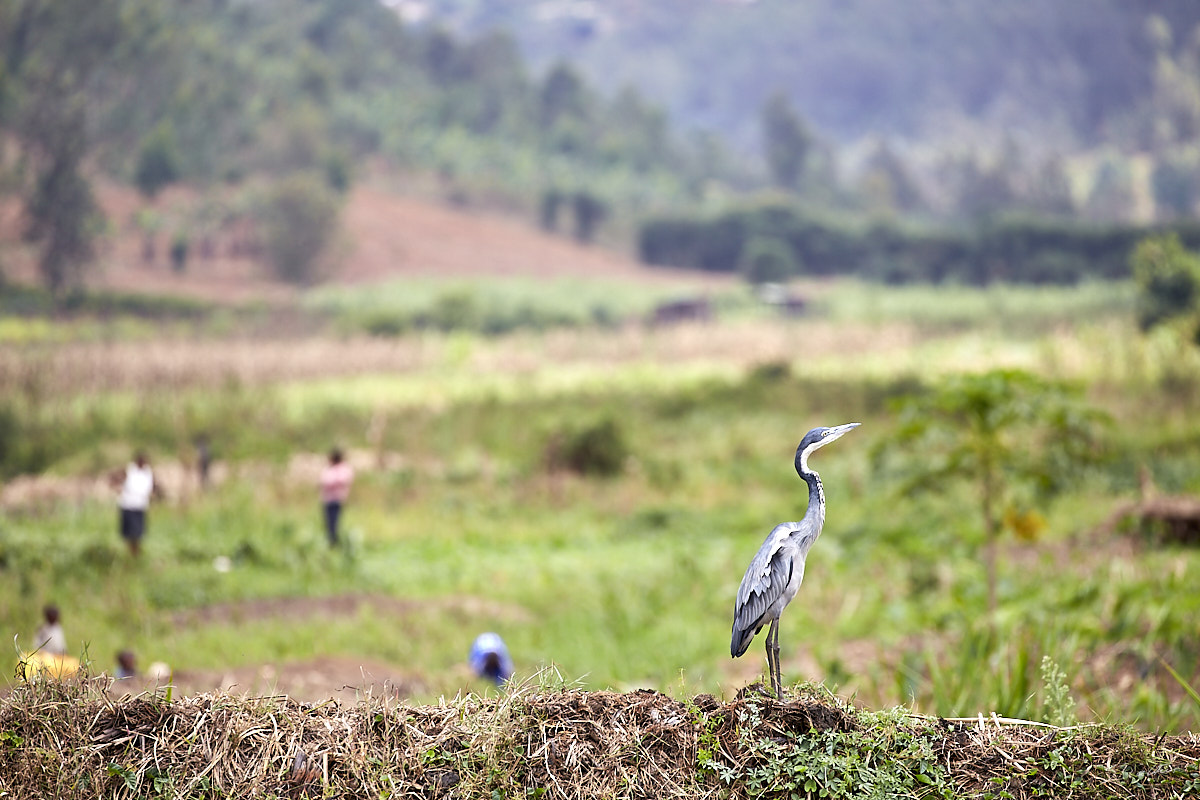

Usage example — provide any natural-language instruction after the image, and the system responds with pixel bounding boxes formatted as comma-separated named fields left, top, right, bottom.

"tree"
left=540, top=62, right=588, bottom=130
left=860, top=140, right=925, bottom=215
left=738, top=236, right=798, bottom=285
left=761, top=92, right=812, bottom=191
left=1084, top=157, right=1137, bottom=223
left=134, top=122, right=182, bottom=200
left=1027, top=156, right=1076, bottom=218
left=3, top=0, right=124, bottom=294
left=1151, top=154, right=1199, bottom=219
left=1131, top=233, right=1200, bottom=337
left=22, top=104, right=101, bottom=294
left=570, top=191, right=607, bottom=243
left=877, top=370, right=1107, bottom=613
left=259, top=173, right=342, bottom=285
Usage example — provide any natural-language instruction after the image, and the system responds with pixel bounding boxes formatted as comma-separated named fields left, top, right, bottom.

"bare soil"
left=1, top=174, right=728, bottom=301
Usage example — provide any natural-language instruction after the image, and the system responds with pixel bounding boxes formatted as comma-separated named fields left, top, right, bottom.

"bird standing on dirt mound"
left=731, top=423, right=860, bottom=698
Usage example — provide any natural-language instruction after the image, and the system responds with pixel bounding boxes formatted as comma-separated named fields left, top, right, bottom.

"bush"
left=544, top=417, right=628, bottom=477
left=1131, top=233, right=1200, bottom=331
left=739, top=236, right=798, bottom=284
left=260, top=173, right=342, bottom=285
left=134, top=123, right=182, bottom=200
left=169, top=233, right=189, bottom=274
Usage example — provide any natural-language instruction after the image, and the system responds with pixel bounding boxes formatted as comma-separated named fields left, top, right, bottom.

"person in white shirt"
left=117, top=452, right=155, bottom=557
left=34, top=604, right=67, bottom=656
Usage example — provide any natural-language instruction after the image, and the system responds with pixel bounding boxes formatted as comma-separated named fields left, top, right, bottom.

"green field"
left=3, top=279, right=1200, bottom=733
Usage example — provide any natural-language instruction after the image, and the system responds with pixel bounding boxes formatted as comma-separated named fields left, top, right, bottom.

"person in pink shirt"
left=319, top=448, right=354, bottom=546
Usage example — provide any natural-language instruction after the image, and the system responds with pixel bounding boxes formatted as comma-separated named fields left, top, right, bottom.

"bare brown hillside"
left=1, top=178, right=720, bottom=303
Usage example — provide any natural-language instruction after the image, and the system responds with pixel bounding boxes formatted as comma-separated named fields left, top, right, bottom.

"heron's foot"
left=735, top=681, right=774, bottom=700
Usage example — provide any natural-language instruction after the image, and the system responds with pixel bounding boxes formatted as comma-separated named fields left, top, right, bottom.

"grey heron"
left=731, top=422, right=860, bottom=697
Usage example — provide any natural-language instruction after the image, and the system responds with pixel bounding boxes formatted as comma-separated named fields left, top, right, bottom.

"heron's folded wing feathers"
left=733, top=524, right=797, bottom=634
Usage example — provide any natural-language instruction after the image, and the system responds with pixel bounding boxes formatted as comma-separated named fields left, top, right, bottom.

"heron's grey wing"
left=730, top=523, right=798, bottom=657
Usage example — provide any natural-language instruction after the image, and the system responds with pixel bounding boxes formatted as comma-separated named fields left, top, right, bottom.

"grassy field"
left=3, top=279, right=1200, bottom=733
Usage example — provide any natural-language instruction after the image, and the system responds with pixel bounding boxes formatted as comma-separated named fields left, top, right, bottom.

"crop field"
left=3, top=278, right=1200, bottom=735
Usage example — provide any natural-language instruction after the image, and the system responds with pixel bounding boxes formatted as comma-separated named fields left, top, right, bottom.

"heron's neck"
left=798, top=467, right=825, bottom=529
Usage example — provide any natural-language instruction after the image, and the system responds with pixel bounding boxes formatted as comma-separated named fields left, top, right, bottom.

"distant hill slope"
left=427, top=0, right=1200, bottom=149
left=0, top=178, right=700, bottom=304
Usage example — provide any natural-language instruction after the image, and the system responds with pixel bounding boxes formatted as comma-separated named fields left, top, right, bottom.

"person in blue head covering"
left=468, top=632, right=514, bottom=686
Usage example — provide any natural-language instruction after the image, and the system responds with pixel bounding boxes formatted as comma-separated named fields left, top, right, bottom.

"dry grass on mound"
left=1, top=674, right=1198, bottom=799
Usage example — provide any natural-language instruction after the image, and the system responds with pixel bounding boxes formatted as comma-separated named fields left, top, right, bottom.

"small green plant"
left=1039, top=655, right=1077, bottom=727
left=718, top=695, right=956, bottom=800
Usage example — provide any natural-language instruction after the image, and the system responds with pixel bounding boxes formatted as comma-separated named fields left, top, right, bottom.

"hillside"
left=1, top=177, right=723, bottom=305
left=2, top=678, right=1198, bottom=799
left=431, top=0, right=1200, bottom=150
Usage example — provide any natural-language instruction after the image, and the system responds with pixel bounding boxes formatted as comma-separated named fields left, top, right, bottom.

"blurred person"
left=114, top=451, right=156, bottom=557
left=319, top=447, right=354, bottom=546
left=115, top=650, right=137, bottom=680
left=469, top=632, right=514, bottom=687
left=195, top=434, right=212, bottom=490
left=33, top=604, right=67, bottom=656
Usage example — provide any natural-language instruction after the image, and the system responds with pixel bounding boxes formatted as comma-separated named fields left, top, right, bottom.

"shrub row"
left=638, top=203, right=1200, bottom=285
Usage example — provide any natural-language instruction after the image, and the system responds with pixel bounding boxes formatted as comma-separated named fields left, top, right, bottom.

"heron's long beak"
left=819, top=422, right=861, bottom=446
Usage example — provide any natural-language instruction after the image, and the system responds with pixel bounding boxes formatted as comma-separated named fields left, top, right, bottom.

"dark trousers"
left=323, top=501, right=342, bottom=546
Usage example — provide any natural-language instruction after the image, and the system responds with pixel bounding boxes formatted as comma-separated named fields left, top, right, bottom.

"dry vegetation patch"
left=2, top=677, right=1197, bottom=799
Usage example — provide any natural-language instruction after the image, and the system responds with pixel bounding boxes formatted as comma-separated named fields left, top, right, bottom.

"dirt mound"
left=2, top=679, right=1197, bottom=799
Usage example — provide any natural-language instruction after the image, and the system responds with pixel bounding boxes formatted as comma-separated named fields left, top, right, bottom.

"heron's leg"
left=765, top=618, right=781, bottom=698
left=770, top=619, right=782, bottom=698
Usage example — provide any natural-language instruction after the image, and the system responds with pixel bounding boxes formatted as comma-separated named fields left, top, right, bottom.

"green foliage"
left=1085, top=157, right=1137, bottom=223
left=859, top=141, right=926, bottom=215
left=168, top=233, right=188, bottom=274
left=3, top=0, right=126, bottom=295
left=639, top=201, right=1200, bottom=285
left=435, top=2, right=1174, bottom=162
left=1131, top=233, right=1200, bottom=334
left=761, top=92, right=813, bottom=191
left=1151, top=154, right=1199, bottom=218
left=133, top=122, right=181, bottom=200
left=23, top=118, right=103, bottom=295
left=569, top=191, right=607, bottom=243
left=739, top=235, right=798, bottom=285
left=259, top=173, right=342, bottom=285
left=1039, top=656, right=1078, bottom=728
left=709, top=695, right=955, bottom=799
left=877, top=370, right=1108, bottom=610
left=544, top=417, right=628, bottom=477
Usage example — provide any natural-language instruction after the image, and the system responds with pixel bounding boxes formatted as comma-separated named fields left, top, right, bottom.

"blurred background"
left=2, top=0, right=1200, bottom=732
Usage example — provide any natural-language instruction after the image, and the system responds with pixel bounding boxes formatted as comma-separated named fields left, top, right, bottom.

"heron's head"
left=794, top=422, right=860, bottom=475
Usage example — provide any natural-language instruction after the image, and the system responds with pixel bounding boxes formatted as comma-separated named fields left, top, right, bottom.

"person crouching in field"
left=469, top=632, right=514, bottom=687
left=113, top=451, right=156, bottom=557
left=319, top=448, right=354, bottom=547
